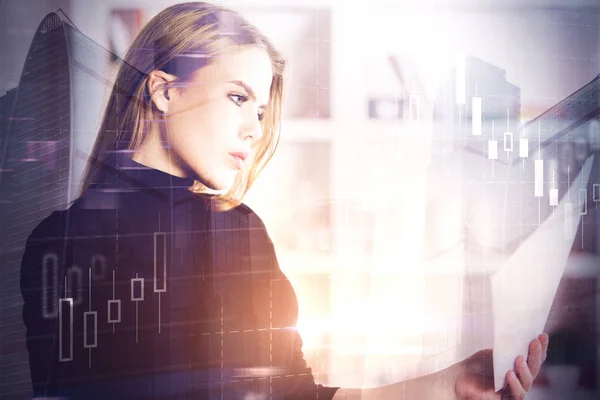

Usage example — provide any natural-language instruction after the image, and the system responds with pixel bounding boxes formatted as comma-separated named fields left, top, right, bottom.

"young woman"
left=21, top=2, right=547, bottom=399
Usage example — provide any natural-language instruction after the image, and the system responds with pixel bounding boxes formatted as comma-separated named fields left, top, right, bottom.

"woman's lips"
left=229, top=152, right=248, bottom=170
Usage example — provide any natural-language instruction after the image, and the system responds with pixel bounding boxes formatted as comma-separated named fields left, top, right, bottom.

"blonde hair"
left=79, top=2, right=286, bottom=211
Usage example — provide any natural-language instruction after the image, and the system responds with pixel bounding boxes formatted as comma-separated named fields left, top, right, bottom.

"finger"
left=538, top=333, right=549, bottom=362
left=515, top=355, right=534, bottom=392
left=506, top=370, right=527, bottom=400
left=527, top=338, right=543, bottom=378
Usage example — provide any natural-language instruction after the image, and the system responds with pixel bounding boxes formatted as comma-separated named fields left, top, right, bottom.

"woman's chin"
left=204, top=174, right=236, bottom=193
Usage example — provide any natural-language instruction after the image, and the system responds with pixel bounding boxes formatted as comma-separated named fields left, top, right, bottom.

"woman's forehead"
left=191, top=47, right=273, bottom=103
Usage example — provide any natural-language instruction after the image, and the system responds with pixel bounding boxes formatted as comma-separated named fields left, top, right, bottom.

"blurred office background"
left=1, top=0, right=600, bottom=398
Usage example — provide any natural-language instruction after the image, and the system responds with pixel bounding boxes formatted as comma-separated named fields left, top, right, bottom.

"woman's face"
left=159, top=46, right=273, bottom=191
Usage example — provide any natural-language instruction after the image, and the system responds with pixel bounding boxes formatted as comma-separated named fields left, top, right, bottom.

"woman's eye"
left=229, top=93, right=248, bottom=106
left=230, top=93, right=264, bottom=121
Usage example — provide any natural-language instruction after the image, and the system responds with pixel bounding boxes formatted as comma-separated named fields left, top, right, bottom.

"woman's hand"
left=454, top=333, right=549, bottom=400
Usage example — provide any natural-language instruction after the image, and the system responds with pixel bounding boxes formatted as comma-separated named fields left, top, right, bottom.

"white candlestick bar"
left=593, top=184, right=600, bottom=202
left=59, top=298, right=73, bottom=362
left=488, top=140, right=498, bottom=159
left=131, top=277, right=145, bottom=301
left=131, top=274, right=143, bottom=343
left=84, top=311, right=98, bottom=348
left=108, top=299, right=121, bottom=323
left=154, top=232, right=167, bottom=293
left=504, top=132, right=513, bottom=151
left=472, top=97, right=482, bottom=135
left=535, top=160, right=544, bottom=197
left=519, top=138, right=528, bottom=158
left=580, top=189, right=587, bottom=215
left=550, top=188, right=559, bottom=206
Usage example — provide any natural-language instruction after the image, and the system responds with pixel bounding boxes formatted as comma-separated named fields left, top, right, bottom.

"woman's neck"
left=131, top=128, right=190, bottom=179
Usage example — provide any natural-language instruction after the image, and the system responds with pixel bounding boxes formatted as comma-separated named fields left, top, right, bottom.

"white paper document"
left=490, top=156, right=594, bottom=391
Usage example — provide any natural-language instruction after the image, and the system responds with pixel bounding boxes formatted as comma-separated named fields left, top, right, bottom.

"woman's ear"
left=147, top=70, right=178, bottom=114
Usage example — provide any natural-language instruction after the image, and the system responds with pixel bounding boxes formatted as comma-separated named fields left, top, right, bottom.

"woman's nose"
left=240, top=111, right=263, bottom=142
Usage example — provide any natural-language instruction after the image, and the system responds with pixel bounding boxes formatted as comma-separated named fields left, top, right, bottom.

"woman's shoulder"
left=27, top=193, right=120, bottom=243
left=235, top=203, right=269, bottom=234
left=28, top=209, right=68, bottom=242
left=231, top=203, right=278, bottom=257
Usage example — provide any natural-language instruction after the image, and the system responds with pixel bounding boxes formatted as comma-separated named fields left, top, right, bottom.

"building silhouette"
left=0, top=12, right=117, bottom=399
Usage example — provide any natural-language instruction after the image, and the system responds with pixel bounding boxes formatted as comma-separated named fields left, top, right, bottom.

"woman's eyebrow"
left=229, top=80, right=267, bottom=108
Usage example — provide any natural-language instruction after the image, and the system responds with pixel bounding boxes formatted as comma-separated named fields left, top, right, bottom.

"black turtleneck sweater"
left=20, top=152, right=339, bottom=400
